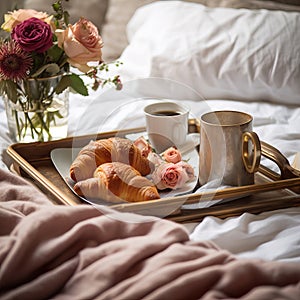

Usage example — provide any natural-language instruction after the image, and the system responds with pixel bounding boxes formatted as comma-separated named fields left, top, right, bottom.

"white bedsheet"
left=1, top=77, right=300, bottom=263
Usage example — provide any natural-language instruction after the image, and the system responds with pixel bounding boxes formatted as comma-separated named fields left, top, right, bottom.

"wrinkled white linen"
left=119, top=1, right=300, bottom=105
left=190, top=207, right=300, bottom=263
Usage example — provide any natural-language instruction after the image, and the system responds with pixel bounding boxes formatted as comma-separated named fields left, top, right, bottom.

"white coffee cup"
left=144, top=101, right=189, bottom=153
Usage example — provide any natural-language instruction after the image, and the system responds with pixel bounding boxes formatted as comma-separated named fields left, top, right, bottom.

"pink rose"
left=148, top=152, right=164, bottom=167
left=12, top=17, right=53, bottom=53
left=152, top=162, right=189, bottom=190
left=1, top=9, right=52, bottom=32
left=177, top=161, right=195, bottom=180
left=56, top=17, right=103, bottom=73
left=162, top=147, right=182, bottom=163
left=134, top=136, right=152, bottom=157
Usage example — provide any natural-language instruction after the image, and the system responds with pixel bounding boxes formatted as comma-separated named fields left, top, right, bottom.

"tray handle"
left=260, top=141, right=300, bottom=183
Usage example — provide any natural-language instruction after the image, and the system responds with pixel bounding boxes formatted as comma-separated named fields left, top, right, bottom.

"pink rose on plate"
left=56, top=17, right=103, bottom=73
left=177, top=161, right=195, bottom=180
left=152, top=162, right=189, bottom=190
left=134, top=136, right=152, bottom=157
left=148, top=152, right=164, bottom=167
left=12, top=17, right=53, bottom=53
left=162, top=146, right=182, bottom=163
left=1, top=9, right=52, bottom=32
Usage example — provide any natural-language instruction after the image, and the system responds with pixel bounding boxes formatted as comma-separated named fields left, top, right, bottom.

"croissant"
left=70, top=137, right=152, bottom=182
left=73, top=162, right=160, bottom=203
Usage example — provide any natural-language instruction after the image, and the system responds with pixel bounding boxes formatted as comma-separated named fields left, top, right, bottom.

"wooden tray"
left=7, top=119, right=300, bottom=223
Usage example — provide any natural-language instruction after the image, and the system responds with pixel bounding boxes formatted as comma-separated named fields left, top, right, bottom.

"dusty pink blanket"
left=0, top=168, right=300, bottom=299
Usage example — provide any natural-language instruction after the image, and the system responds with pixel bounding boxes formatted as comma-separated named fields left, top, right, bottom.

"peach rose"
left=152, top=162, right=189, bottom=190
left=1, top=9, right=52, bottom=32
left=56, top=17, right=103, bottom=73
left=162, top=147, right=182, bottom=163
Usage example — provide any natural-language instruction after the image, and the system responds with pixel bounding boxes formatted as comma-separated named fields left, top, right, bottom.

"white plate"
left=50, top=142, right=199, bottom=205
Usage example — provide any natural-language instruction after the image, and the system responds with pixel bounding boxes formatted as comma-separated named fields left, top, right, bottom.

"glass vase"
left=3, top=75, right=69, bottom=143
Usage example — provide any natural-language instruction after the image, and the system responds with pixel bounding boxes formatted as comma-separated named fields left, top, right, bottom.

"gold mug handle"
left=242, top=132, right=261, bottom=173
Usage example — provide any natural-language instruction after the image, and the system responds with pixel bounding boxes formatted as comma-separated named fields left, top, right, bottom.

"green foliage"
left=31, top=63, right=61, bottom=78
left=47, top=44, right=64, bottom=64
left=55, top=74, right=88, bottom=96
left=0, top=80, right=18, bottom=103
left=52, top=0, right=70, bottom=28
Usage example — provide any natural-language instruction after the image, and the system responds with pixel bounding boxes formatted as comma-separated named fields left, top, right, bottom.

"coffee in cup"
left=144, top=101, right=189, bottom=153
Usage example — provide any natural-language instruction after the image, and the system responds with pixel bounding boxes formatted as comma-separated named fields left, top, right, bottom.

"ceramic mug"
left=144, top=101, right=189, bottom=153
left=199, top=110, right=261, bottom=186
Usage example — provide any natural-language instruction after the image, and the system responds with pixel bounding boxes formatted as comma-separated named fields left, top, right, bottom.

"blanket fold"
left=0, top=168, right=300, bottom=299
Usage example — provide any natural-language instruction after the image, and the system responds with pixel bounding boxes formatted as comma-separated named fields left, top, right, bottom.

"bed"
left=1, top=0, right=300, bottom=299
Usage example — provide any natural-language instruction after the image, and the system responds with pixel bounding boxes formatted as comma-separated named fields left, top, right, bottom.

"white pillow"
left=119, top=1, right=300, bottom=105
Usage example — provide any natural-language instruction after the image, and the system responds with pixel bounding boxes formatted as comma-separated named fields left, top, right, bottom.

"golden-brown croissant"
left=73, top=162, right=160, bottom=203
left=70, top=137, right=152, bottom=182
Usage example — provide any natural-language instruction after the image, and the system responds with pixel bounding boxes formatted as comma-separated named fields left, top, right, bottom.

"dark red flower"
left=12, top=17, right=53, bottom=53
left=0, top=40, right=33, bottom=81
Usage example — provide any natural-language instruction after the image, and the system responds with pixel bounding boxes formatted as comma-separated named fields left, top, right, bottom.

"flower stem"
left=14, top=110, right=22, bottom=141
left=36, top=111, right=52, bottom=141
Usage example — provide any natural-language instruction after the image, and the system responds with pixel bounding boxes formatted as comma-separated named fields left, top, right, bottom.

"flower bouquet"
left=0, top=0, right=121, bottom=142
left=134, top=137, right=195, bottom=191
